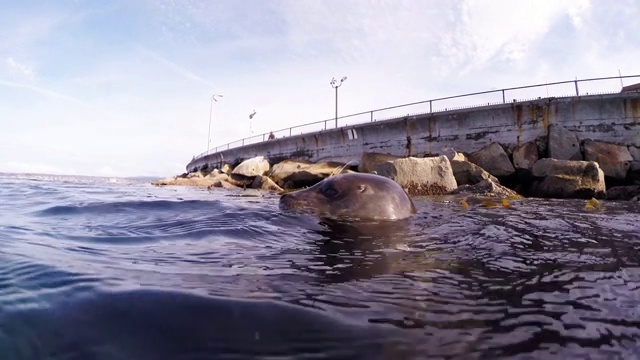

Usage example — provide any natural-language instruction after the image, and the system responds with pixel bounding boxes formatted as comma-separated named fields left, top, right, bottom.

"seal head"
left=279, top=172, right=416, bottom=221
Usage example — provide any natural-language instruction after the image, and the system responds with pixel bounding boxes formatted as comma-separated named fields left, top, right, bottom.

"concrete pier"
left=186, top=93, right=640, bottom=173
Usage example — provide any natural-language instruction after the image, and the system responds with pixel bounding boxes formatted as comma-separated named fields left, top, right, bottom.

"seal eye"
left=322, top=187, right=338, bottom=198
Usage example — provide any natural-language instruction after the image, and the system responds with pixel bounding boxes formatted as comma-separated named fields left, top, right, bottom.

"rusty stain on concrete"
left=514, top=104, right=523, bottom=126
left=427, top=117, right=435, bottom=140
left=630, top=98, right=639, bottom=122
left=406, top=136, right=413, bottom=157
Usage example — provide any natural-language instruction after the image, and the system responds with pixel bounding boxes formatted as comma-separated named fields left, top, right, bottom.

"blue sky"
left=1, top=0, right=638, bottom=177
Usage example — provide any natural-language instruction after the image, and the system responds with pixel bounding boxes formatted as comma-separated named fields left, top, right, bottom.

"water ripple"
left=1, top=176, right=640, bottom=358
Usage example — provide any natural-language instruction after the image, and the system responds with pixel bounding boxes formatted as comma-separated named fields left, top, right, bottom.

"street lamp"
left=207, top=94, right=223, bottom=154
left=330, top=76, right=347, bottom=128
left=249, top=109, right=256, bottom=136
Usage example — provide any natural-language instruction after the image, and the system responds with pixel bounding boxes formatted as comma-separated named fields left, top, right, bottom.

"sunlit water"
left=0, top=172, right=639, bottom=359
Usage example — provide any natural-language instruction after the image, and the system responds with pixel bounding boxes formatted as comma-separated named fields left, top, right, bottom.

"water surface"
left=0, top=172, right=639, bottom=359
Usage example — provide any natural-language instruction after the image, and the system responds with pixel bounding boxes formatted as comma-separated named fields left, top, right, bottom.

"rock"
left=548, top=124, right=581, bottom=160
left=358, top=152, right=402, bottom=173
left=583, top=140, right=633, bottom=179
left=151, top=176, right=178, bottom=186
left=450, top=160, right=499, bottom=186
left=209, top=173, right=228, bottom=183
left=535, top=135, right=548, bottom=158
left=226, top=173, right=256, bottom=188
left=627, top=147, right=640, bottom=183
left=450, top=179, right=521, bottom=198
left=151, top=176, right=216, bottom=188
left=221, top=164, right=234, bottom=174
left=440, top=147, right=467, bottom=162
left=251, top=175, right=284, bottom=192
left=375, top=155, right=457, bottom=196
left=210, top=180, right=239, bottom=189
left=605, top=185, right=640, bottom=200
left=467, top=142, right=515, bottom=177
left=530, top=158, right=606, bottom=199
left=204, top=169, right=221, bottom=178
left=186, top=171, right=205, bottom=179
left=232, top=156, right=270, bottom=177
left=512, top=142, right=538, bottom=170
left=269, top=160, right=352, bottom=189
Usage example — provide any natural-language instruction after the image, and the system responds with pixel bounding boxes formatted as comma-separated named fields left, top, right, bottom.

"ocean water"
left=0, top=172, right=639, bottom=359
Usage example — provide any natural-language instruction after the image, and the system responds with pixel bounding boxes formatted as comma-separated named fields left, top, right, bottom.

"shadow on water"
left=292, top=218, right=437, bottom=284
left=0, top=287, right=418, bottom=360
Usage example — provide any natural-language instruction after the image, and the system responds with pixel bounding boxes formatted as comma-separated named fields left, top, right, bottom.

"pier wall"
left=186, top=93, right=640, bottom=172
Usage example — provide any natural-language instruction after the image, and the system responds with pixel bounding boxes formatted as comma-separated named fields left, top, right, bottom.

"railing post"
left=370, top=111, right=373, bottom=122
left=263, top=134, right=265, bottom=141
left=574, top=80, right=579, bottom=96
left=324, top=120, right=327, bottom=130
left=502, top=90, right=505, bottom=103
left=289, top=127, right=292, bottom=136
left=429, top=100, right=432, bottom=113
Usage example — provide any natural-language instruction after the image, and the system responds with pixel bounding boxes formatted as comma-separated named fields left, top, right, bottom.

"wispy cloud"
left=137, top=46, right=221, bottom=90
left=0, top=78, right=88, bottom=106
left=5, top=57, right=36, bottom=79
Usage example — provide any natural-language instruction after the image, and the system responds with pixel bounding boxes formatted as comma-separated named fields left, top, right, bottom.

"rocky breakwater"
left=154, top=125, right=640, bottom=202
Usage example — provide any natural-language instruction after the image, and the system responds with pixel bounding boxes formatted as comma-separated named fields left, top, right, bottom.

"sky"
left=1, top=0, right=638, bottom=178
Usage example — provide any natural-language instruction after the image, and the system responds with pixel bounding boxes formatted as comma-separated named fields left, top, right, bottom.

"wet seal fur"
left=279, top=172, right=416, bottom=221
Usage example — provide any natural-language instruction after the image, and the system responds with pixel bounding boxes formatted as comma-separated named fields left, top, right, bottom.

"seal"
left=279, top=172, right=416, bottom=221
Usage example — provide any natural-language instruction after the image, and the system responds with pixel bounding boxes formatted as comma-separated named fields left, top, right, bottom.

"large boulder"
left=630, top=146, right=640, bottom=161
left=358, top=152, right=402, bottom=173
left=226, top=173, right=256, bottom=188
left=467, top=142, right=515, bottom=177
left=627, top=146, right=640, bottom=184
left=605, top=185, right=640, bottom=201
left=375, top=156, right=457, bottom=196
left=512, top=141, right=539, bottom=170
left=268, top=160, right=352, bottom=189
left=583, top=140, right=633, bottom=180
left=530, top=158, right=606, bottom=199
left=547, top=124, right=582, bottom=160
left=209, top=179, right=239, bottom=190
left=251, top=175, right=284, bottom=192
left=440, top=147, right=467, bottom=162
left=535, top=135, right=548, bottom=158
left=450, top=179, right=521, bottom=198
left=232, top=156, right=270, bottom=177
left=450, top=160, right=499, bottom=186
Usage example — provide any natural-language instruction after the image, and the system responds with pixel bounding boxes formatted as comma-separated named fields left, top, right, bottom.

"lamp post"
left=330, top=76, right=347, bottom=128
left=249, top=109, right=256, bottom=136
left=207, top=94, right=223, bottom=154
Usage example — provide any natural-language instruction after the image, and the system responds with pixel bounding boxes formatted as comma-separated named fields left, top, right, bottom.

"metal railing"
left=195, top=75, right=640, bottom=160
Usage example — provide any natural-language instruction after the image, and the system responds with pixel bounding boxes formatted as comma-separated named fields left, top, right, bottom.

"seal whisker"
left=329, top=160, right=358, bottom=178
